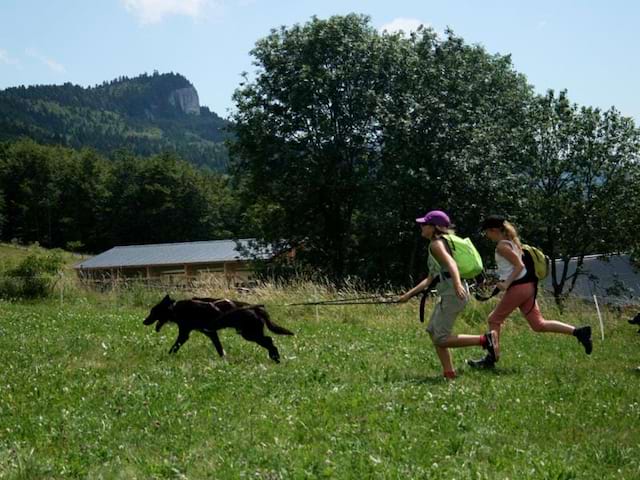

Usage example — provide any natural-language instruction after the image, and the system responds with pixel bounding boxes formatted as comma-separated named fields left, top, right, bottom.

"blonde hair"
left=502, top=221, right=522, bottom=250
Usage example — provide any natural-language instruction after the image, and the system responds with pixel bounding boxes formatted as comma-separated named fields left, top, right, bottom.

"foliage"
left=2, top=16, right=639, bottom=298
left=231, top=14, right=391, bottom=279
left=230, top=15, right=535, bottom=285
left=0, top=72, right=231, bottom=171
left=0, top=140, right=242, bottom=252
left=0, top=249, right=65, bottom=299
left=0, top=188, right=4, bottom=238
left=512, top=91, right=640, bottom=299
left=0, top=291, right=638, bottom=478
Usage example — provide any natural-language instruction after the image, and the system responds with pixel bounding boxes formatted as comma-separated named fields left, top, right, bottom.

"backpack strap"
left=510, top=249, right=537, bottom=287
left=430, top=236, right=453, bottom=280
left=437, top=235, right=454, bottom=257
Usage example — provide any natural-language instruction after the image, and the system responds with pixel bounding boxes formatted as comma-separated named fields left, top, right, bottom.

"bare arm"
left=399, top=275, right=434, bottom=302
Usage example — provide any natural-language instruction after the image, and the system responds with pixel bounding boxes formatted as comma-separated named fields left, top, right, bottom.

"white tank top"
left=495, top=240, right=526, bottom=281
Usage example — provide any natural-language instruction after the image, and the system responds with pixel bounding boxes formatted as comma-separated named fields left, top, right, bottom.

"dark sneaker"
left=629, top=314, right=640, bottom=325
left=467, top=354, right=495, bottom=369
left=484, top=330, right=499, bottom=362
left=573, top=326, right=592, bottom=355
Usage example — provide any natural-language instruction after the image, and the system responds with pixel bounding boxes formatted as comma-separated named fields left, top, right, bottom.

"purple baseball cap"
left=415, top=210, right=451, bottom=227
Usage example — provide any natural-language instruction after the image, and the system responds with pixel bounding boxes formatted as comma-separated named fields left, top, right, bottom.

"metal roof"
left=75, top=239, right=268, bottom=270
left=543, top=254, right=640, bottom=305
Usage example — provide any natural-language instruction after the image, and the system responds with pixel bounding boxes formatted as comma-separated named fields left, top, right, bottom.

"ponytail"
left=502, top=221, right=522, bottom=250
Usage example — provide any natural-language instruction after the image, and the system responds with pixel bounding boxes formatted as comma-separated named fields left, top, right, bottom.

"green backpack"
left=442, top=234, right=484, bottom=279
left=522, top=244, right=550, bottom=281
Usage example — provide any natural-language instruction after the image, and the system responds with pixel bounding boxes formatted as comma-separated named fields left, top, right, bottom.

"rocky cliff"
left=168, top=86, right=201, bottom=115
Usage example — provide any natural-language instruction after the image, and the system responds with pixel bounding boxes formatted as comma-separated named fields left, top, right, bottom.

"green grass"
left=0, top=290, right=639, bottom=479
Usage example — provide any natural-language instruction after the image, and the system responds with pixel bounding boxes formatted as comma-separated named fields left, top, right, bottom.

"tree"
left=359, top=28, right=533, bottom=284
left=515, top=90, right=640, bottom=300
left=230, top=14, right=394, bottom=279
left=0, top=188, right=5, bottom=238
left=0, top=140, right=242, bottom=252
left=0, top=139, right=64, bottom=246
left=106, top=153, right=238, bottom=246
left=230, top=16, right=535, bottom=285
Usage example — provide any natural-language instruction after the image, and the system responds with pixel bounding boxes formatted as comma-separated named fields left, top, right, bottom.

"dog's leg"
left=168, top=331, right=190, bottom=354
left=252, top=335, right=281, bottom=363
left=206, top=331, right=225, bottom=358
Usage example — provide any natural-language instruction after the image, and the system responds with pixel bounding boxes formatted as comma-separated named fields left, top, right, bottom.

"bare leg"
left=434, top=345, right=454, bottom=374
left=524, top=302, right=575, bottom=335
left=532, top=320, right=574, bottom=334
left=437, top=334, right=484, bottom=348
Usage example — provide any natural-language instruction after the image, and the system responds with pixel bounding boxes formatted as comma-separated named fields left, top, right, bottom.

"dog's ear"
left=161, top=293, right=175, bottom=305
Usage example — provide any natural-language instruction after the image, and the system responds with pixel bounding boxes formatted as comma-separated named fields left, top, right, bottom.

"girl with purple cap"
left=399, top=210, right=498, bottom=379
left=467, top=215, right=592, bottom=369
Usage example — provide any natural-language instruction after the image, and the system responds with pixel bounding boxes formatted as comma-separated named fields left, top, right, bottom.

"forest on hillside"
left=0, top=72, right=231, bottom=171
left=1, top=14, right=639, bottom=295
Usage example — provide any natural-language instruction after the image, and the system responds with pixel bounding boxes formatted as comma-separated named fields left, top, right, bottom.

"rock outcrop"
left=168, top=86, right=200, bottom=115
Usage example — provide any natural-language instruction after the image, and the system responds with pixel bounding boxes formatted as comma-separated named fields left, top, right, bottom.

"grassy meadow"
left=0, top=283, right=639, bottom=479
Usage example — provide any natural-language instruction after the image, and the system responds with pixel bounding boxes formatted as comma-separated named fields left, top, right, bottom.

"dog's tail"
left=257, top=306, right=294, bottom=335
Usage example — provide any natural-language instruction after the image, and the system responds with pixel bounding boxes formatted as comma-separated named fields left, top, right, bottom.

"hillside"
left=0, top=72, right=231, bottom=171
left=0, top=242, right=88, bottom=269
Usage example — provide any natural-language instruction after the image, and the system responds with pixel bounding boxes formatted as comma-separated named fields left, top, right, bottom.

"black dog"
left=143, top=295, right=294, bottom=362
left=629, top=312, right=640, bottom=333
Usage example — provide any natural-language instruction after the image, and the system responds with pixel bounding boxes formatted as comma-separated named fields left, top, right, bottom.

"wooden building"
left=74, top=239, right=269, bottom=286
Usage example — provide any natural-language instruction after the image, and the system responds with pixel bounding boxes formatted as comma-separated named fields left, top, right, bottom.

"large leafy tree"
left=230, top=14, right=396, bottom=278
left=362, top=29, right=533, bottom=284
left=230, top=16, right=534, bottom=285
left=514, top=90, right=640, bottom=299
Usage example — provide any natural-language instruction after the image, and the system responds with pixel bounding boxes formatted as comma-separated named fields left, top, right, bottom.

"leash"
left=286, top=295, right=399, bottom=306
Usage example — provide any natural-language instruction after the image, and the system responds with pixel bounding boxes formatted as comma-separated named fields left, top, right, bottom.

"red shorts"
left=488, top=282, right=544, bottom=328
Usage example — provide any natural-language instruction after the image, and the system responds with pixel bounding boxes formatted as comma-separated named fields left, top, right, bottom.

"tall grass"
left=0, top=282, right=639, bottom=479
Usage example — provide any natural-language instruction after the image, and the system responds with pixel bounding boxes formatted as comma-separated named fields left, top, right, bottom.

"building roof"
left=543, top=254, right=640, bottom=305
left=75, top=239, right=268, bottom=270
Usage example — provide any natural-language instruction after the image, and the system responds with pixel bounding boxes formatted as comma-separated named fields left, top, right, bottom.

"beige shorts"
left=426, top=280, right=469, bottom=345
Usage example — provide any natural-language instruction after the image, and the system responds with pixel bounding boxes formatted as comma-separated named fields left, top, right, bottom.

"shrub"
left=0, top=250, right=65, bottom=299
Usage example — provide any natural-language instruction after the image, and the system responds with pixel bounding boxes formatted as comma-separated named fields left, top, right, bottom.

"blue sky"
left=1, top=1, right=638, bottom=123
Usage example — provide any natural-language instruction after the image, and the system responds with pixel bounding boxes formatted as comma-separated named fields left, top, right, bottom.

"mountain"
left=0, top=72, right=231, bottom=171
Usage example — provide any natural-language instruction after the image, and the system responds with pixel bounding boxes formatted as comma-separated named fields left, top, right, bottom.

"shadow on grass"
left=461, top=365, right=521, bottom=377
left=398, top=374, right=453, bottom=385
left=387, top=364, right=522, bottom=385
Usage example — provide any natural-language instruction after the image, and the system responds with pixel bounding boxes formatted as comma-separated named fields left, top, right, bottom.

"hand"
left=398, top=293, right=411, bottom=303
left=454, top=283, right=469, bottom=300
left=497, top=281, right=509, bottom=291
